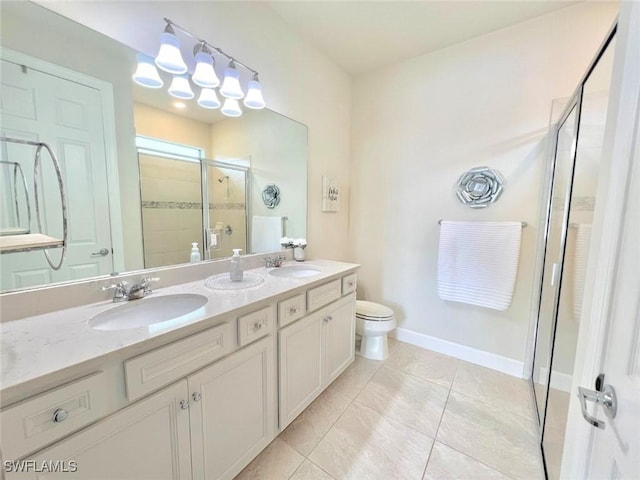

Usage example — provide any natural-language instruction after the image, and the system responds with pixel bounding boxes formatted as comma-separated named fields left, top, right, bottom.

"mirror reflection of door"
left=0, top=55, right=115, bottom=291
left=542, top=35, right=616, bottom=480
left=206, top=162, right=248, bottom=260
left=531, top=103, right=578, bottom=428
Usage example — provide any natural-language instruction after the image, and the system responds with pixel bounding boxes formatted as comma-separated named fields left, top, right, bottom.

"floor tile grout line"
left=382, top=362, right=457, bottom=392
left=432, top=438, right=520, bottom=480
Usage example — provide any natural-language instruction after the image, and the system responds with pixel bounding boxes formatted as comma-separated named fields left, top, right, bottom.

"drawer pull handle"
left=323, top=316, right=333, bottom=323
left=192, top=392, right=201, bottom=402
left=254, top=322, right=263, bottom=330
left=289, top=306, right=298, bottom=315
left=180, top=400, right=189, bottom=410
left=348, top=281, right=354, bottom=287
left=52, top=408, right=68, bottom=423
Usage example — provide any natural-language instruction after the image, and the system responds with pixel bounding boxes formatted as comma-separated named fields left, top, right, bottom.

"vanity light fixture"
left=198, top=88, right=221, bottom=109
left=168, top=74, right=194, bottom=99
left=132, top=53, right=163, bottom=88
left=220, top=60, right=244, bottom=99
left=155, top=21, right=188, bottom=74
left=221, top=98, right=243, bottom=117
left=191, top=42, right=220, bottom=88
left=244, top=73, right=266, bottom=109
left=134, top=17, right=265, bottom=117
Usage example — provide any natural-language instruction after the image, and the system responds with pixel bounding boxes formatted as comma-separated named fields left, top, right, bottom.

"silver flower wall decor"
left=456, top=166, right=504, bottom=208
left=262, top=184, right=281, bottom=209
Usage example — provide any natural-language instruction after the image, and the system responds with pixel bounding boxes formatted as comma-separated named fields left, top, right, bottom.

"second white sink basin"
left=89, top=294, right=208, bottom=331
left=269, top=265, right=322, bottom=279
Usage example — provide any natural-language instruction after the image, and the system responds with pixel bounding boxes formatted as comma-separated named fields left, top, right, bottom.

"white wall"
left=349, top=3, right=617, bottom=364
left=35, top=1, right=352, bottom=261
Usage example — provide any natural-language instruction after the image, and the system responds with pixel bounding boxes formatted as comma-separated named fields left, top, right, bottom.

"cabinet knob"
left=180, top=400, right=190, bottom=410
left=289, top=306, right=298, bottom=315
left=254, top=322, right=263, bottom=330
left=52, top=408, right=68, bottom=423
left=348, top=281, right=354, bottom=287
left=323, top=316, right=333, bottom=323
left=192, top=392, right=201, bottom=402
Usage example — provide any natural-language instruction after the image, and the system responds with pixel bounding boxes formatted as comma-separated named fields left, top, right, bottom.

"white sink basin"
left=269, top=265, right=322, bottom=279
left=89, top=294, right=208, bottom=331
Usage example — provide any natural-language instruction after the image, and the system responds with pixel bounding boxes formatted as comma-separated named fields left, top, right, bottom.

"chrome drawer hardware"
left=52, top=408, right=68, bottom=423
left=192, top=392, right=201, bottom=402
left=578, top=383, right=617, bottom=429
left=323, top=316, right=333, bottom=323
left=253, top=322, right=263, bottom=330
left=180, top=400, right=190, bottom=410
left=289, top=306, right=298, bottom=315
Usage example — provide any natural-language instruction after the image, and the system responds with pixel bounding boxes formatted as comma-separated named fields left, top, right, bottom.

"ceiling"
left=267, top=1, right=580, bottom=75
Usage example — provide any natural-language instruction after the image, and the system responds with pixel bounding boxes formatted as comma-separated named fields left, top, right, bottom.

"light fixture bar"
left=163, top=18, right=258, bottom=76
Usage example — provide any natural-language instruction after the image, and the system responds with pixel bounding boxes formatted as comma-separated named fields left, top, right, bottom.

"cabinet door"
left=324, top=293, right=356, bottom=384
left=188, top=336, right=275, bottom=480
left=10, top=381, right=192, bottom=480
left=278, top=308, right=324, bottom=429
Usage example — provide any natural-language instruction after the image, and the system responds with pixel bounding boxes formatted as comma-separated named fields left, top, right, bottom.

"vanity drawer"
left=278, top=294, right=306, bottom=328
left=307, top=279, right=342, bottom=312
left=1, top=371, right=109, bottom=460
left=342, top=273, right=357, bottom=295
left=238, top=305, right=274, bottom=346
left=125, top=321, right=236, bottom=401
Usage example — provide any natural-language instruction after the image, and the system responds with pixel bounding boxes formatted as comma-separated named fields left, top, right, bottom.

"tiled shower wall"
left=139, top=154, right=203, bottom=268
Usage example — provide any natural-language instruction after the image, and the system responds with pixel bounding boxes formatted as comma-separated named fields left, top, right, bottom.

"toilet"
left=355, top=300, right=396, bottom=361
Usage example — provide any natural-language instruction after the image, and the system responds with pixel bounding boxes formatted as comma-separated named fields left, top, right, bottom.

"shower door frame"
left=200, top=158, right=251, bottom=260
left=528, top=20, right=618, bottom=478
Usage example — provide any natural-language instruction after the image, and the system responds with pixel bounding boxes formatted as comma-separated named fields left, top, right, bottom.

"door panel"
left=0, top=58, right=113, bottom=290
left=324, top=294, right=356, bottom=384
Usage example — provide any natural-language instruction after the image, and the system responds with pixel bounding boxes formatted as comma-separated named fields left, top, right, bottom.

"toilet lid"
left=356, top=300, right=394, bottom=319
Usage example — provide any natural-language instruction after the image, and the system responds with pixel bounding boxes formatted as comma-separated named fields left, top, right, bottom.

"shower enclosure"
left=137, top=138, right=249, bottom=268
left=530, top=25, right=617, bottom=479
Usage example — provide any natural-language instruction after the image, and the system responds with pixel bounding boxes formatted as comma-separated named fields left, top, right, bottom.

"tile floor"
left=236, top=339, right=545, bottom=480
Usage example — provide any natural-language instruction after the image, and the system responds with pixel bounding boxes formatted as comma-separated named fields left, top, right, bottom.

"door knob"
left=578, top=381, right=617, bottom=429
left=91, top=248, right=110, bottom=257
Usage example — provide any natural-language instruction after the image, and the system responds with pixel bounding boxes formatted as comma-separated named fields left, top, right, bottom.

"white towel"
left=437, top=221, right=522, bottom=311
left=572, top=224, right=592, bottom=323
left=251, top=216, right=283, bottom=253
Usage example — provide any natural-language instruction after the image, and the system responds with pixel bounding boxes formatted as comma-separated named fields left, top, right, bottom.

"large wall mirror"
left=0, top=1, right=307, bottom=292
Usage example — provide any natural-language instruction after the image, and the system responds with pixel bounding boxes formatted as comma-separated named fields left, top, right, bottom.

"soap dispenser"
left=230, top=248, right=243, bottom=282
left=190, top=242, right=201, bottom=263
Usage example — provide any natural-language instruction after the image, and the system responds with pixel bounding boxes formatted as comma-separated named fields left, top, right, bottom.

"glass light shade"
left=220, top=64, right=244, bottom=99
left=197, top=88, right=221, bottom=109
left=133, top=53, right=163, bottom=88
left=221, top=98, right=242, bottom=117
left=243, top=79, right=265, bottom=109
left=168, top=74, right=194, bottom=99
left=192, top=52, right=220, bottom=88
left=155, top=31, right=187, bottom=74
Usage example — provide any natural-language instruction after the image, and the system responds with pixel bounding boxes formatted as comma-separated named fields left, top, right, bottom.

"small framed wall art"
left=322, top=175, right=339, bottom=212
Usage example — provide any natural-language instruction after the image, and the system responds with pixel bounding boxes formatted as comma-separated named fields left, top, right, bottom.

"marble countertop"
left=1, top=259, right=358, bottom=401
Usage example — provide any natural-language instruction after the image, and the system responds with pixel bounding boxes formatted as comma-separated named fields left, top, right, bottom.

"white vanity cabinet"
left=188, top=335, right=275, bottom=480
left=9, top=380, right=193, bottom=479
left=279, top=291, right=356, bottom=429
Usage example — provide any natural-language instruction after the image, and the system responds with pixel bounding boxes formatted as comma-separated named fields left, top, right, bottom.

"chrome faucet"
left=102, top=277, right=159, bottom=302
left=265, top=255, right=286, bottom=268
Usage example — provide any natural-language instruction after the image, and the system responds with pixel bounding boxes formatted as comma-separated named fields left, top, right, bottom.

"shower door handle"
left=91, top=248, right=110, bottom=257
left=551, top=262, right=561, bottom=286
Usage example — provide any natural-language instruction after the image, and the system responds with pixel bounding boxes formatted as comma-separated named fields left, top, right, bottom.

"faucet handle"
left=101, top=281, right=128, bottom=301
left=142, top=277, right=160, bottom=293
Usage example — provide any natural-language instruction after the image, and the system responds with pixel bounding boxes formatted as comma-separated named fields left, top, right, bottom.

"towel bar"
left=438, top=219, right=528, bottom=228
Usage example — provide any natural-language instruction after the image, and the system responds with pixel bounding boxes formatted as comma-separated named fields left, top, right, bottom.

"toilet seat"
left=356, top=300, right=394, bottom=321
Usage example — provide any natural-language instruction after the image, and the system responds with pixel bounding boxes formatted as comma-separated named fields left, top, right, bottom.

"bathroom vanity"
left=0, top=259, right=358, bottom=479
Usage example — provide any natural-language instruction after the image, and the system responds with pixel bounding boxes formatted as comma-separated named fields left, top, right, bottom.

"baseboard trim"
left=390, top=328, right=525, bottom=378
left=537, top=367, right=573, bottom=393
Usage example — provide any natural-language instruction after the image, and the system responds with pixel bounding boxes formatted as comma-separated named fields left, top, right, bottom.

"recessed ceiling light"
left=173, top=101, right=186, bottom=109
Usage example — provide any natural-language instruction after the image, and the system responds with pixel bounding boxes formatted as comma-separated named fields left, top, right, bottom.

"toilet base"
left=357, top=334, right=390, bottom=361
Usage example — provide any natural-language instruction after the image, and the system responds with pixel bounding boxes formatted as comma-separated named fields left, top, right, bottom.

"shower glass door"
left=531, top=102, right=579, bottom=430
left=541, top=34, right=616, bottom=479
left=204, top=161, right=249, bottom=259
